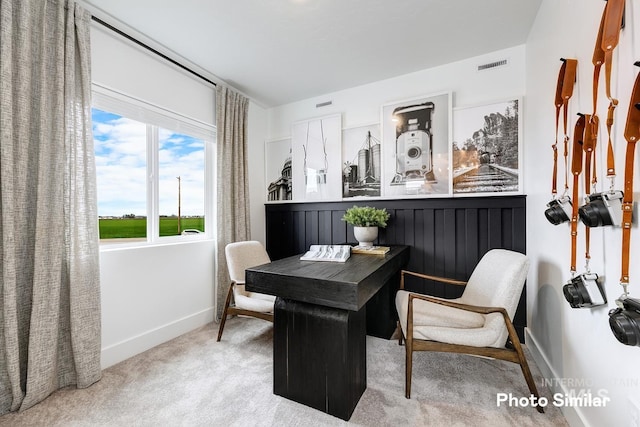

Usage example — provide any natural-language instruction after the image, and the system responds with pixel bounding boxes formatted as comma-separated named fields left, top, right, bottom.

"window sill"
left=99, top=236, right=214, bottom=252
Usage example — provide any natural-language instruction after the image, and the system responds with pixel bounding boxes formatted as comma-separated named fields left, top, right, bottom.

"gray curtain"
left=215, top=85, right=250, bottom=319
left=0, top=0, right=102, bottom=414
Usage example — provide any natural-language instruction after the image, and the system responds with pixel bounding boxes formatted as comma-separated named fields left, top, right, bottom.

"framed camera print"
left=381, top=92, right=452, bottom=198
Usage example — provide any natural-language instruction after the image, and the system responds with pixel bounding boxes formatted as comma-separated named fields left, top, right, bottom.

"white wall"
left=91, top=24, right=215, bottom=125
left=250, top=45, right=527, bottom=242
left=255, top=45, right=526, bottom=252
left=267, top=45, right=526, bottom=137
left=100, top=241, right=215, bottom=368
left=525, top=0, right=640, bottom=426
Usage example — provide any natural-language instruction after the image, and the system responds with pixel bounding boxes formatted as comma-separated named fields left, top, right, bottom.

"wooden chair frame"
left=398, top=270, right=544, bottom=413
left=216, top=280, right=274, bottom=342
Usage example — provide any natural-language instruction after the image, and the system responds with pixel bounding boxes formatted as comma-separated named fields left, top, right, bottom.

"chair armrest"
left=405, top=293, right=522, bottom=360
left=400, top=270, right=467, bottom=290
left=407, top=292, right=509, bottom=318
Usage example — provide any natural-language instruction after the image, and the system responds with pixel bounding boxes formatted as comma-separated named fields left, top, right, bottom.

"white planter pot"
left=353, top=226, right=378, bottom=247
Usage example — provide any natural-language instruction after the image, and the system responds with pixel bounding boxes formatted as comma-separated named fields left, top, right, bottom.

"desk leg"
left=273, top=297, right=366, bottom=421
left=366, top=270, right=400, bottom=339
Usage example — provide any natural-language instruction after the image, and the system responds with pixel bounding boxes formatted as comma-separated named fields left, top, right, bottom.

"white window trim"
left=93, top=85, right=216, bottom=250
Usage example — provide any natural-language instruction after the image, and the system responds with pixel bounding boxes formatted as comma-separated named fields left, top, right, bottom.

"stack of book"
left=300, top=245, right=352, bottom=262
left=351, top=245, right=390, bottom=255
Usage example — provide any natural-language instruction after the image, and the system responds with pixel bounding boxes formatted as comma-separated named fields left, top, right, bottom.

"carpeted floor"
left=0, top=317, right=568, bottom=426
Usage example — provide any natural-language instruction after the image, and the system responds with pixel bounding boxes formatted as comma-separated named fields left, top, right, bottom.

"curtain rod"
left=91, top=15, right=216, bottom=87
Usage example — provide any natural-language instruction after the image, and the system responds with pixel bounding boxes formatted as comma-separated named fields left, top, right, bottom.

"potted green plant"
left=342, top=205, right=390, bottom=247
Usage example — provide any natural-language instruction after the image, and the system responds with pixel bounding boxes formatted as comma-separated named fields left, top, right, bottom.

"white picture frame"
left=291, top=113, right=342, bottom=202
left=452, top=98, right=523, bottom=196
left=341, top=123, right=382, bottom=199
left=381, top=92, right=452, bottom=198
left=265, top=137, right=292, bottom=203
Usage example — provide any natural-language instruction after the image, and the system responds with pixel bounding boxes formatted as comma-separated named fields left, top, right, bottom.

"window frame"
left=93, top=84, right=216, bottom=249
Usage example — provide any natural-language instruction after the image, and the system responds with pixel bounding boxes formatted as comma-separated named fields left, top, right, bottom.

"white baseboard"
left=101, top=308, right=215, bottom=369
left=525, top=327, right=588, bottom=427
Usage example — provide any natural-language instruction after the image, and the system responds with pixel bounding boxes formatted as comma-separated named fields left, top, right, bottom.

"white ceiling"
left=82, top=0, right=542, bottom=107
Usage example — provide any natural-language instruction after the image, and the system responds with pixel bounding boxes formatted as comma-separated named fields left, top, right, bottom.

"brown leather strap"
left=592, top=0, right=625, bottom=178
left=570, top=115, right=585, bottom=274
left=592, top=10, right=605, bottom=113
left=606, top=100, right=618, bottom=176
left=602, top=0, right=625, bottom=98
left=620, top=63, right=640, bottom=286
left=583, top=115, right=597, bottom=266
left=583, top=115, right=598, bottom=191
left=553, top=59, right=578, bottom=195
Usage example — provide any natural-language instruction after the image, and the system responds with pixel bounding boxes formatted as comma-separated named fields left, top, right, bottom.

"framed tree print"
left=452, top=98, right=522, bottom=195
left=381, top=92, right=452, bottom=197
left=291, top=114, right=342, bottom=201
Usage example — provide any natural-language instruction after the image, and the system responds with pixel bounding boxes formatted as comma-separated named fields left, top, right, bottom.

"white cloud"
left=93, top=113, right=205, bottom=217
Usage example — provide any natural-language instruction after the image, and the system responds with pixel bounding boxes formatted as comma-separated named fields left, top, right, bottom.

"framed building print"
left=452, top=98, right=522, bottom=195
left=291, top=114, right=342, bottom=202
left=265, top=137, right=292, bottom=202
left=342, top=123, right=382, bottom=199
left=381, top=92, right=452, bottom=198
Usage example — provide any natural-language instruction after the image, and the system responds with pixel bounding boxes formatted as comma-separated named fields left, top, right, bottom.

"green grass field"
left=99, top=217, right=204, bottom=239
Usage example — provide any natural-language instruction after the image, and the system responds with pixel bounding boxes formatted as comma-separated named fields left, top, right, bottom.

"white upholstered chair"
left=217, top=241, right=276, bottom=342
left=395, top=249, right=543, bottom=413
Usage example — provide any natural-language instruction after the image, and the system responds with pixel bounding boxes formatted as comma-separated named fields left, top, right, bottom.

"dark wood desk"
left=246, top=246, right=409, bottom=421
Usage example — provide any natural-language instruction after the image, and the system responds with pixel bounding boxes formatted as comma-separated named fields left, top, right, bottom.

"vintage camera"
left=609, top=297, right=640, bottom=347
left=563, top=273, right=607, bottom=308
left=578, top=190, right=623, bottom=227
left=398, top=130, right=431, bottom=174
left=544, top=196, right=572, bottom=225
left=391, top=102, right=436, bottom=184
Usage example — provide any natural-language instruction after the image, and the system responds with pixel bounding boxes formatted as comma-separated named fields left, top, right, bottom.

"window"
left=157, top=127, right=205, bottom=237
left=93, top=109, right=148, bottom=240
left=92, top=89, right=214, bottom=245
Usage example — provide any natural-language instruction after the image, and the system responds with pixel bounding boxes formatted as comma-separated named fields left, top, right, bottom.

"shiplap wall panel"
left=264, top=196, right=527, bottom=339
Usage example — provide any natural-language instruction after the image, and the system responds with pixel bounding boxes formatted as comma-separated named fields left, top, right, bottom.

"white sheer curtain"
left=0, top=0, right=102, bottom=414
left=215, top=85, right=251, bottom=319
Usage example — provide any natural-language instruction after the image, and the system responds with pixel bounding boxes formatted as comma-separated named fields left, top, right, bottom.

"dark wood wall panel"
left=265, top=195, right=528, bottom=339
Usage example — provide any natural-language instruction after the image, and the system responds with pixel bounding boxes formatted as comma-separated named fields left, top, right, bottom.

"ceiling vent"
left=477, top=59, right=508, bottom=71
left=316, top=100, right=332, bottom=108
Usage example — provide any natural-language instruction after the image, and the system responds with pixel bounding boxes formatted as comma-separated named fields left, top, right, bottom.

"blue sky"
left=92, top=108, right=205, bottom=217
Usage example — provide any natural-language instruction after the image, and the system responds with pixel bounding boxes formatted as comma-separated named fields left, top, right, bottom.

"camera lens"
left=609, top=309, right=640, bottom=346
left=578, top=200, right=612, bottom=227
left=407, top=147, right=421, bottom=159
left=563, top=282, right=591, bottom=308
left=544, top=202, right=570, bottom=225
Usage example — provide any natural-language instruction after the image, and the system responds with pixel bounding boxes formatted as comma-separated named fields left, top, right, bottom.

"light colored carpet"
left=0, top=317, right=568, bottom=426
